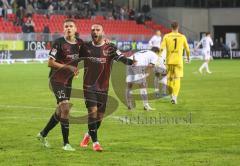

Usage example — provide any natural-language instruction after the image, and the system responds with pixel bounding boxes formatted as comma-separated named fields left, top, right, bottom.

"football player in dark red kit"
left=79, top=23, right=135, bottom=152
left=37, top=19, right=83, bottom=151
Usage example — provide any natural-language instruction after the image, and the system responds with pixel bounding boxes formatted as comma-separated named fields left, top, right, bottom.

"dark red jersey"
left=49, top=37, right=84, bottom=85
left=79, top=42, right=124, bottom=92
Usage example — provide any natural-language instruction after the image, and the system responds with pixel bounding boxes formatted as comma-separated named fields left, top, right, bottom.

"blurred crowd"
left=0, top=0, right=152, bottom=33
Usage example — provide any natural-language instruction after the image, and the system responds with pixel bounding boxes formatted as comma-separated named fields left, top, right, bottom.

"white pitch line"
left=0, top=104, right=85, bottom=113
left=0, top=104, right=54, bottom=110
left=0, top=104, right=240, bottom=127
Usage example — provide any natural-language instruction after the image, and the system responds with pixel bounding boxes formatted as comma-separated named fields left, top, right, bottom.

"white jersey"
left=129, top=50, right=159, bottom=66
left=199, top=36, right=213, bottom=51
left=126, top=50, right=159, bottom=83
left=148, top=35, right=162, bottom=48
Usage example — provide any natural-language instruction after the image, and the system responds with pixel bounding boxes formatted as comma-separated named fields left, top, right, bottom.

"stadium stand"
left=0, top=13, right=166, bottom=35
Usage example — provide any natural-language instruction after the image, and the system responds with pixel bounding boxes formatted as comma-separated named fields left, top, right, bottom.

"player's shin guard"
left=60, top=118, right=69, bottom=145
left=126, top=88, right=133, bottom=108
left=140, top=88, right=148, bottom=106
left=96, top=112, right=104, bottom=129
left=160, top=75, right=167, bottom=95
left=167, top=78, right=173, bottom=95
left=199, top=62, right=207, bottom=71
left=59, top=102, right=72, bottom=145
left=96, top=121, right=102, bottom=129
left=173, top=78, right=181, bottom=97
left=205, top=63, right=211, bottom=72
left=154, top=76, right=160, bottom=93
left=88, top=117, right=98, bottom=143
left=40, top=108, right=60, bottom=137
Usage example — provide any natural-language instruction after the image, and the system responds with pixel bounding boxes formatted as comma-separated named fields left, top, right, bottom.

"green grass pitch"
left=0, top=60, right=240, bottom=166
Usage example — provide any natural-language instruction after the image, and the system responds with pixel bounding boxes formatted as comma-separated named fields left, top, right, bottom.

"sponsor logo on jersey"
left=87, top=57, right=106, bottom=63
left=67, top=54, right=79, bottom=59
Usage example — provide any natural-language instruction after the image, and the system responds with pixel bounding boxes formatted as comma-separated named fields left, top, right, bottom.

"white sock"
left=160, top=76, right=167, bottom=94
left=154, top=76, right=159, bottom=92
left=93, top=141, right=99, bottom=145
left=199, top=62, right=206, bottom=71
left=126, top=88, right=133, bottom=106
left=172, top=95, right=177, bottom=101
left=206, top=63, right=210, bottom=72
left=140, top=88, right=148, bottom=106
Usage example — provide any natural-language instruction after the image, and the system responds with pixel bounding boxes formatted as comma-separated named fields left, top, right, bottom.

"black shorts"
left=50, top=82, right=72, bottom=104
left=84, top=90, right=108, bottom=112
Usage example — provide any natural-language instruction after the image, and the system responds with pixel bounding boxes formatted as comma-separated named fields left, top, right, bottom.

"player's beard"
left=92, top=34, right=103, bottom=45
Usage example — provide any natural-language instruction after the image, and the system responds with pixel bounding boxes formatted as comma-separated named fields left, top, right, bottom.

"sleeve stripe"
left=116, top=54, right=124, bottom=61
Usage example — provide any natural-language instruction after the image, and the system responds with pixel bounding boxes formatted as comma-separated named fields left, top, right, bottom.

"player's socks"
left=126, top=88, right=133, bottom=109
left=171, top=95, right=177, bottom=104
left=199, top=62, right=206, bottom=73
left=205, top=63, right=211, bottom=73
left=173, top=78, right=180, bottom=97
left=160, top=76, right=167, bottom=95
left=89, top=129, right=98, bottom=142
left=40, top=112, right=59, bottom=137
left=155, top=88, right=160, bottom=98
left=154, top=76, right=160, bottom=92
left=140, top=88, right=148, bottom=106
left=96, top=120, right=102, bottom=129
left=60, top=118, right=69, bottom=145
left=167, top=79, right=173, bottom=96
left=88, top=117, right=98, bottom=142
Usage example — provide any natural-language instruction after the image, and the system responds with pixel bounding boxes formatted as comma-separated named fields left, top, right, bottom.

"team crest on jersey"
left=102, top=45, right=114, bottom=56
left=51, top=48, right=57, bottom=56
left=102, top=47, right=110, bottom=56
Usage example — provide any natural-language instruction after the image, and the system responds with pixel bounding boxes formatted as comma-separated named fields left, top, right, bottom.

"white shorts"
left=126, top=66, right=147, bottom=84
left=154, top=64, right=167, bottom=75
left=202, top=50, right=211, bottom=60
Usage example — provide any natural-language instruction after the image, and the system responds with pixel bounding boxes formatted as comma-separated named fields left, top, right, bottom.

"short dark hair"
left=64, top=18, right=76, bottom=24
left=91, top=23, right=104, bottom=29
left=151, top=47, right=160, bottom=53
left=171, top=21, right=179, bottom=30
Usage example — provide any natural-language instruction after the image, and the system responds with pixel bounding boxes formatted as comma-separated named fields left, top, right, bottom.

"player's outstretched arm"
left=105, top=43, right=135, bottom=65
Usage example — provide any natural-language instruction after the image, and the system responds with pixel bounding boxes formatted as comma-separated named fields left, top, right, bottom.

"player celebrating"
left=79, top=23, right=134, bottom=152
left=126, top=48, right=159, bottom=111
left=37, top=19, right=82, bottom=151
left=195, top=32, right=213, bottom=74
left=159, top=21, right=190, bottom=104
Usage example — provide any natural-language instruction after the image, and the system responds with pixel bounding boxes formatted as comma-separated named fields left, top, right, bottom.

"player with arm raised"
left=159, top=21, right=190, bottom=104
left=79, top=23, right=134, bottom=152
left=195, top=32, right=213, bottom=74
left=37, top=19, right=83, bottom=151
